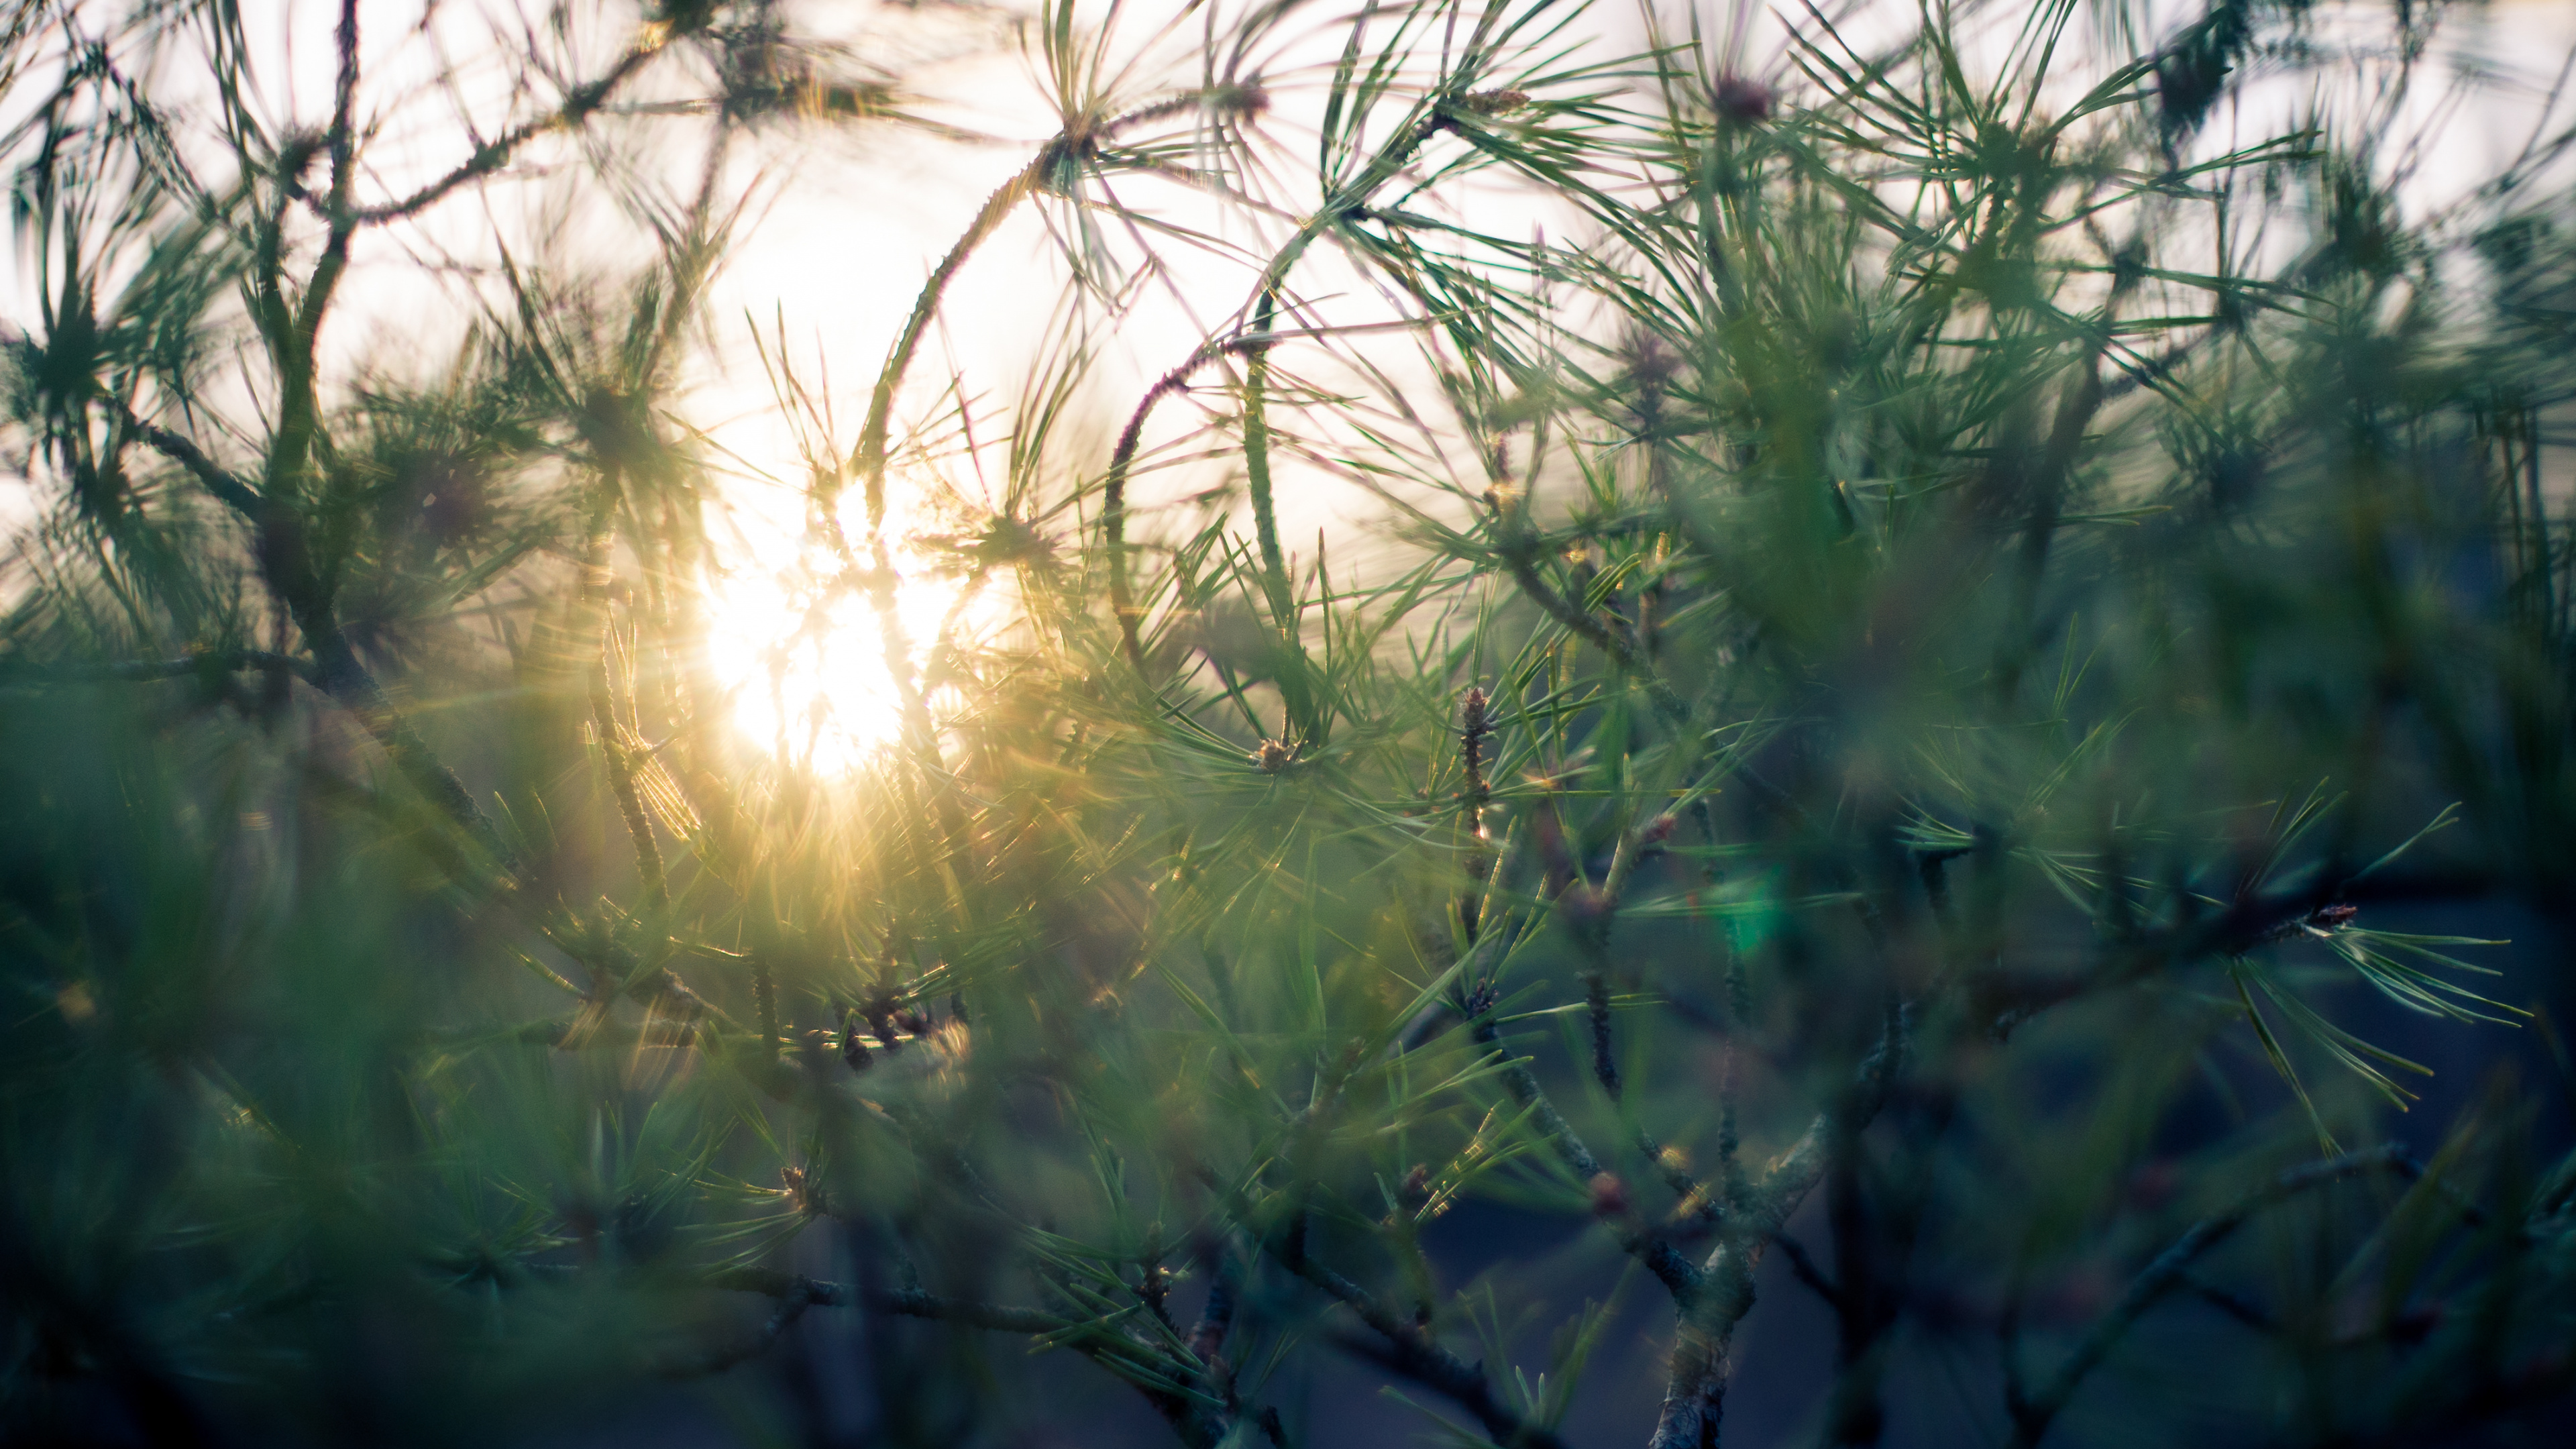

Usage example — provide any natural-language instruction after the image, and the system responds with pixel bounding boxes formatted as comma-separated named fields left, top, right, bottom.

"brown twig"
left=712, top=1267, right=1069, bottom=1334
left=81, top=381, right=264, bottom=519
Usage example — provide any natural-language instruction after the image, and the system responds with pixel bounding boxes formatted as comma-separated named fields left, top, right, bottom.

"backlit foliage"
left=4, top=1, right=2575, bottom=1446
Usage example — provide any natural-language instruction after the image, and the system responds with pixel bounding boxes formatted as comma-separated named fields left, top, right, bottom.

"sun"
left=700, top=487, right=984, bottom=777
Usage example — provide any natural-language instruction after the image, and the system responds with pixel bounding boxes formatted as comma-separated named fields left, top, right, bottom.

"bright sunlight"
left=701, top=484, right=991, bottom=775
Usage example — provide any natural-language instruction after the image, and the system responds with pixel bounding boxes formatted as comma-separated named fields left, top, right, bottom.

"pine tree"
left=3, top=2, right=2573, bottom=1445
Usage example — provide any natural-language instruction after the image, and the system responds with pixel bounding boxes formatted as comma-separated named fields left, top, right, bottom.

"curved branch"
left=845, top=154, right=1047, bottom=541
left=839, top=86, right=1280, bottom=548
left=1100, top=333, right=1277, bottom=669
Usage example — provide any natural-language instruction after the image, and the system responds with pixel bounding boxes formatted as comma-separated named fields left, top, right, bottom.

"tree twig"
left=350, top=38, right=669, bottom=225
left=1102, top=334, right=1280, bottom=669
left=712, top=1266, right=1068, bottom=1335
left=1287, top=1256, right=1571, bottom=1449
left=1646, top=1002, right=1914, bottom=1449
left=2003, top=1144, right=2433, bottom=1448
left=84, top=384, right=264, bottom=519
left=0, top=649, right=310, bottom=685
left=1472, top=1014, right=1704, bottom=1301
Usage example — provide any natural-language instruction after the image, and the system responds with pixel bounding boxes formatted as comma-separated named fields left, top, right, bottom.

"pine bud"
left=1712, top=74, right=1774, bottom=125
left=1587, top=1172, right=1631, bottom=1220
left=842, top=1009, right=872, bottom=1073
left=1398, top=1165, right=1433, bottom=1214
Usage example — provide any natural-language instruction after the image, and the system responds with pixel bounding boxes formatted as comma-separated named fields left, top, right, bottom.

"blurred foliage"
left=3, top=0, right=2576, bottom=1446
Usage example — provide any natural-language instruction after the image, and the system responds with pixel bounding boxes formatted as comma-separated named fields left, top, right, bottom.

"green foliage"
left=3, top=1, right=2575, bottom=1446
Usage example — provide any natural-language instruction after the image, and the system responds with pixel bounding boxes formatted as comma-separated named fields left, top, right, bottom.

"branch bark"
left=1648, top=1004, right=1913, bottom=1449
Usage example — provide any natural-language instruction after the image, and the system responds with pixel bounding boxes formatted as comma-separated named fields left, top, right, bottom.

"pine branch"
left=1101, top=333, right=1280, bottom=670
left=91, top=388, right=264, bottom=520
left=0, top=649, right=309, bottom=684
left=712, top=1267, right=1069, bottom=1334
left=1647, top=1002, right=1913, bottom=1449
left=1471, top=1012, right=1705, bottom=1302
left=349, top=37, right=669, bottom=225
left=1287, top=1256, right=1572, bottom=1449
left=2004, top=1145, right=2436, bottom=1448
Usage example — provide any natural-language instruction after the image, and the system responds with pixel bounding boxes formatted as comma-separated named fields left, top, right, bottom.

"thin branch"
left=712, top=1267, right=1069, bottom=1335
left=1089, top=71, right=1504, bottom=672
left=325, top=0, right=358, bottom=221
left=0, top=649, right=309, bottom=684
left=1498, top=543, right=1687, bottom=720
left=1185, top=1236, right=1238, bottom=1385
left=1582, top=965, right=1620, bottom=1099
left=83, top=383, right=263, bottom=519
left=1772, top=1230, right=1841, bottom=1307
left=350, top=39, right=667, bottom=225
left=590, top=624, right=668, bottom=912
left=2181, top=1276, right=2277, bottom=1333
left=305, top=635, right=511, bottom=869
left=1102, top=333, right=1279, bottom=669
left=1989, top=867, right=2509, bottom=1038
left=115, top=386, right=508, bottom=867
left=1188, top=1142, right=1562, bottom=1449
left=721, top=1266, right=1229, bottom=1446
left=1328, top=1330, right=1572, bottom=1449
left=846, top=152, right=1047, bottom=541
left=1572, top=932, right=1715, bottom=1222
left=2004, top=1144, right=2431, bottom=1448
left=1287, top=1256, right=1571, bottom=1449
left=1471, top=1014, right=1705, bottom=1301
left=454, top=1018, right=699, bottom=1049
left=4, top=349, right=502, bottom=867
left=1648, top=1002, right=1913, bottom=1449
left=1242, top=292, right=1293, bottom=630
left=657, top=1289, right=814, bottom=1379
left=841, top=85, right=1264, bottom=543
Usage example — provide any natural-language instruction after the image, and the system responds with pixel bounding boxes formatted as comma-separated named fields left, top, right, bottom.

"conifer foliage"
left=4, top=1, right=2575, bottom=1445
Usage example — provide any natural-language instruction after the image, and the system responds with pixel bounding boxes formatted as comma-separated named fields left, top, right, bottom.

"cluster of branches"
left=3, top=1, right=2575, bottom=1447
